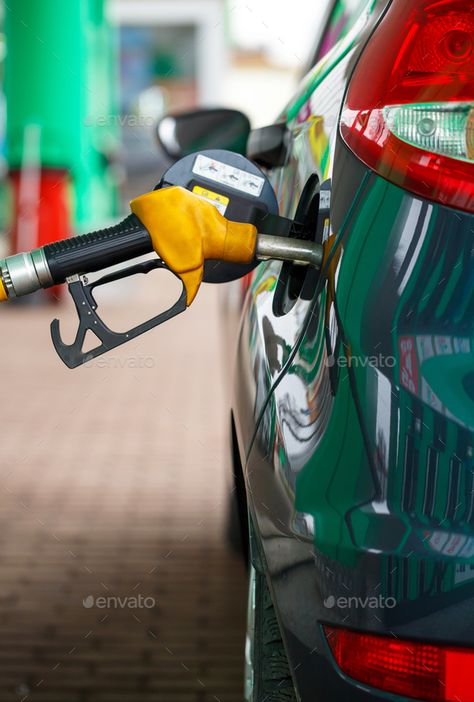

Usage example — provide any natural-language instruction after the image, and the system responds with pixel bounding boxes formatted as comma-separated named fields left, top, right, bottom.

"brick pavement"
left=0, top=274, right=246, bottom=702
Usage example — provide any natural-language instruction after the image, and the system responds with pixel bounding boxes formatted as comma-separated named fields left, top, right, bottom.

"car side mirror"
left=246, top=123, right=290, bottom=169
left=156, top=108, right=251, bottom=161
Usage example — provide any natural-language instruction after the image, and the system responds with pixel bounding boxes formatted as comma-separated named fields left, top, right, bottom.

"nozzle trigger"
left=50, top=259, right=187, bottom=369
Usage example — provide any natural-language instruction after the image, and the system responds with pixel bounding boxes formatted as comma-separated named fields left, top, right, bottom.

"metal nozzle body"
left=256, top=234, right=323, bottom=269
left=0, top=234, right=323, bottom=299
left=0, top=248, right=53, bottom=298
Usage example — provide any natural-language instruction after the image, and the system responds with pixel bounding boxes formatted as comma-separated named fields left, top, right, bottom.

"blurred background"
left=0, top=1, right=332, bottom=700
left=0, top=0, right=330, bottom=240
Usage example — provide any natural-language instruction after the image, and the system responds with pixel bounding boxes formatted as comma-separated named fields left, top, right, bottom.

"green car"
left=158, top=0, right=474, bottom=699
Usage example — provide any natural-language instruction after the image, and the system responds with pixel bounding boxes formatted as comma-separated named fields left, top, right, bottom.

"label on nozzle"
left=192, top=186, right=229, bottom=216
left=192, top=154, right=264, bottom=197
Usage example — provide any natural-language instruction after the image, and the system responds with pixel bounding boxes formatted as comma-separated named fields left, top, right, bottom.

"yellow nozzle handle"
left=130, top=186, right=257, bottom=305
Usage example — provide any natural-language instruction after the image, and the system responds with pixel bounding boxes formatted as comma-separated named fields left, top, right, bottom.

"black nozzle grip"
left=43, top=214, right=154, bottom=284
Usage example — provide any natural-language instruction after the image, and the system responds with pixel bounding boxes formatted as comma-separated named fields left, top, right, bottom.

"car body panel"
left=231, top=0, right=474, bottom=698
left=242, top=150, right=474, bottom=698
left=284, top=0, right=376, bottom=123
left=233, top=0, right=388, bottom=460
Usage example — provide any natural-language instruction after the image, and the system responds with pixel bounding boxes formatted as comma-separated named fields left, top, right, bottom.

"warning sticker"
left=192, top=186, right=229, bottom=216
left=192, top=154, right=264, bottom=197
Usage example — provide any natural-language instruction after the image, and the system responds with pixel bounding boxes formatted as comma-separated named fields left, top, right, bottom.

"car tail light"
left=340, top=0, right=474, bottom=213
left=324, top=625, right=474, bottom=702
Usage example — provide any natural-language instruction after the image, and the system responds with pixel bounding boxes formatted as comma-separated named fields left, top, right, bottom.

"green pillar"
left=5, top=0, right=118, bottom=230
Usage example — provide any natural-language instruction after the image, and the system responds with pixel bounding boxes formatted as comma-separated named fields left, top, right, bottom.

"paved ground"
left=0, top=273, right=247, bottom=701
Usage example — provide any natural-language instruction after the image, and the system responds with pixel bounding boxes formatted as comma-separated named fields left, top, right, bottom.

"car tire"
left=226, top=489, right=244, bottom=554
left=245, top=563, right=297, bottom=702
left=227, top=418, right=249, bottom=562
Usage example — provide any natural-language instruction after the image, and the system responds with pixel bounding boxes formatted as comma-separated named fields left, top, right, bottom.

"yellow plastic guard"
left=0, top=278, right=8, bottom=302
left=130, top=186, right=257, bottom=305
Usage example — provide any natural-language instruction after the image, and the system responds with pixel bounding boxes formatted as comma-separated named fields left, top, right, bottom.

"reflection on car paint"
left=242, top=168, right=474, bottom=678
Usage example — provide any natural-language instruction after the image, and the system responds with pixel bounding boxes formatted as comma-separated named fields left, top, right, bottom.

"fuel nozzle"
left=0, top=225, right=323, bottom=303
left=0, top=149, right=326, bottom=367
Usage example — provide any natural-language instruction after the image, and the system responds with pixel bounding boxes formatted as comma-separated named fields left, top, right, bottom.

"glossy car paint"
left=231, top=0, right=474, bottom=699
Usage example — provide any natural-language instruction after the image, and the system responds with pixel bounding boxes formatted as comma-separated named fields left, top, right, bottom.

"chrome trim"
left=0, top=249, right=53, bottom=298
left=30, top=247, right=53, bottom=288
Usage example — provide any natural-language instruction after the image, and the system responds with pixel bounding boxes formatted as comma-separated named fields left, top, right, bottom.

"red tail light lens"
left=341, top=0, right=474, bottom=213
left=324, top=625, right=474, bottom=702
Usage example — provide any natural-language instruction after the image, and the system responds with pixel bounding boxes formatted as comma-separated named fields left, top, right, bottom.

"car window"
left=314, top=0, right=372, bottom=64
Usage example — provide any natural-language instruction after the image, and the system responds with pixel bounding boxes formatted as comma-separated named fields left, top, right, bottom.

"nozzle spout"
left=256, top=234, right=323, bottom=268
